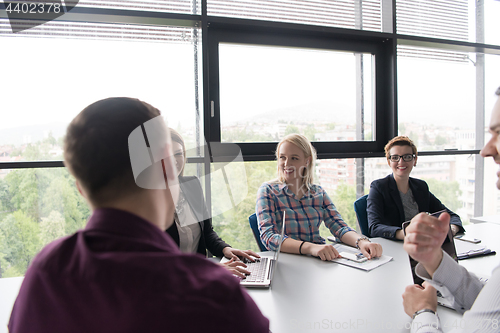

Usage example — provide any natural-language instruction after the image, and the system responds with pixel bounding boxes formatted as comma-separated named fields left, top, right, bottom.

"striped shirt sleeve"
left=256, top=183, right=285, bottom=251
left=411, top=252, right=500, bottom=333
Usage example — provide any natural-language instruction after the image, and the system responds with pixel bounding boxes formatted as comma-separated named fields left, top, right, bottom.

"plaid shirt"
left=256, top=181, right=353, bottom=251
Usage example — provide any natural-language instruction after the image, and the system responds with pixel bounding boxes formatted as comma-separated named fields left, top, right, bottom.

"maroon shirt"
left=9, top=208, right=269, bottom=333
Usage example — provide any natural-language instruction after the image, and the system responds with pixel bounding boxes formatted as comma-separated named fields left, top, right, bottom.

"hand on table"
left=404, top=212, right=450, bottom=276
left=222, top=247, right=261, bottom=263
left=402, top=281, right=438, bottom=317
left=308, top=244, right=340, bottom=261
left=357, top=241, right=383, bottom=259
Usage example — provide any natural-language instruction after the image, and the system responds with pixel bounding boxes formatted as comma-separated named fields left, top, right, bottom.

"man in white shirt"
left=402, top=87, right=500, bottom=333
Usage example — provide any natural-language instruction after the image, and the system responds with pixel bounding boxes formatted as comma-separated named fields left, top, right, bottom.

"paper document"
left=454, top=239, right=496, bottom=260
left=330, top=243, right=393, bottom=271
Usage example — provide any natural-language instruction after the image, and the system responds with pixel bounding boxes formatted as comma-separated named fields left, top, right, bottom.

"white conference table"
left=247, top=238, right=414, bottom=333
left=470, top=214, right=500, bottom=225
left=246, top=223, right=500, bottom=333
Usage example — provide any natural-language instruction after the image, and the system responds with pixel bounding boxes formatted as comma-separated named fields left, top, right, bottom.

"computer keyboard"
left=241, top=257, right=269, bottom=283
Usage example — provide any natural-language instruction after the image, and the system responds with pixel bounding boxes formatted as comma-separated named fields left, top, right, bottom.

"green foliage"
left=7, top=169, right=48, bottom=221
left=409, top=132, right=419, bottom=146
left=0, top=177, right=14, bottom=221
left=0, top=211, right=41, bottom=274
left=326, top=123, right=336, bottom=131
left=0, top=139, right=91, bottom=278
left=423, top=178, right=462, bottom=212
left=330, top=183, right=357, bottom=230
left=212, top=161, right=276, bottom=253
left=434, top=135, right=448, bottom=146
left=0, top=232, right=6, bottom=277
left=304, top=124, right=317, bottom=141
left=40, top=211, right=66, bottom=245
left=42, top=173, right=88, bottom=234
left=399, top=123, right=406, bottom=134
left=222, top=128, right=275, bottom=143
left=284, top=125, right=300, bottom=136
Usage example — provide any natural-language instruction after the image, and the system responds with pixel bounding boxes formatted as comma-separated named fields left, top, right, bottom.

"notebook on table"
left=221, top=211, right=286, bottom=288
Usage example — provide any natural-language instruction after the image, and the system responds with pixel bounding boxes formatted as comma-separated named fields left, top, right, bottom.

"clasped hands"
left=402, top=212, right=450, bottom=317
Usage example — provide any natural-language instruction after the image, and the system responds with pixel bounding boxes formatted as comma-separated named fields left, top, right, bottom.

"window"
left=219, top=43, right=374, bottom=144
left=0, top=19, right=203, bottom=161
left=0, top=18, right=203, bottom=277
left=0, top=168, right=89, bottom=278
left=397, top=47, right=476, bottom=150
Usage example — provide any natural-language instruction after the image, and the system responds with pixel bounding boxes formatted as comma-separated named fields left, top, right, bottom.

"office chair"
left=249, top=213, right=267, bottom=252
left=353, top=194, right=370, bottom=237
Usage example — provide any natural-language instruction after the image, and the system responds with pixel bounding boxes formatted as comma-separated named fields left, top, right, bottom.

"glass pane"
left=211, top=161, right=276, bottom=253
left=0, top=168, right=90, bottom=278
left=485, top=55, right=500, bottom=123
left=397, top=47, right=476, bottom=150
left=397, top=0, right=500, bottom=46
left=220, top=44, right=375, bottom=143
left=0, top=19, right=202, bottom=161
left=397, top=0, right=470, bottom=42
left=483, top=155, right=500, bottom=216
left=208, top=0, right=383, bottom=32
left=316, top=159, right=358, bottom=231
left=484, top=0, right=500, bottom=46
left=78, top=0, right=201, bottom=14
left=363, top=155, right=472, bottom=223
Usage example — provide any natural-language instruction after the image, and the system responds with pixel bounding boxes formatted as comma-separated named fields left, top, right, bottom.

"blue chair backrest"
left=249, top=213, right=267, bottom=252
left=354, top=194, right=370, bottom=237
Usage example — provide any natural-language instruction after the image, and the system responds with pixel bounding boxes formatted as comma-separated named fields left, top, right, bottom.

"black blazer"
left=367, top=174, right=464, bottom=239
left=166, top=176, right=230, bottom=257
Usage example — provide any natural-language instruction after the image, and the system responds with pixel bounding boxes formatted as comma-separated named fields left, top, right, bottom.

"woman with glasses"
left=367, top=136, right=464, bottom=240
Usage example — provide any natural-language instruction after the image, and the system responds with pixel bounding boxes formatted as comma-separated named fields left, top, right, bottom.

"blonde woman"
left=256, top=134, right=383, bottom=261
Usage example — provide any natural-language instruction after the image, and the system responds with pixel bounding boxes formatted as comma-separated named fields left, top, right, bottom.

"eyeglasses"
left=388, top=154, right=415, bottom=162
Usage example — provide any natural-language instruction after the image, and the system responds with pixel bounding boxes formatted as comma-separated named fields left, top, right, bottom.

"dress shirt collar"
left=275, top=181, right=318, bottom=199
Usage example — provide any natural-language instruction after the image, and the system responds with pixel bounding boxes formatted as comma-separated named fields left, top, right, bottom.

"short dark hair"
left=64, top=97, right=161, bottom=203
left=384, top=136, right=418, bottom=159
left=496, top=86, right=500, bottom=96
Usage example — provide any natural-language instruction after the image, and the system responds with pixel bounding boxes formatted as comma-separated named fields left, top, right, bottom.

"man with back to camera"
left=402, top=87, right=500, bottom=332
left=8, top=97, right=269, bottom=333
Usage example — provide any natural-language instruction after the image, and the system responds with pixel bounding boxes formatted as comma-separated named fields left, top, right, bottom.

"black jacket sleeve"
left=367, top=179, right=403, bottom=239
left=200, top=218, right=231, bottom=258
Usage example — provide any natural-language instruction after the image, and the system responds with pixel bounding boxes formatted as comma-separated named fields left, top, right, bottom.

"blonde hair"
left=275, top=133, right=316, bottom=190
left=169, top=127, right=186, bottom=176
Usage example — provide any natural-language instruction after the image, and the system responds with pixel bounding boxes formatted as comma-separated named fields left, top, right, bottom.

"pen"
left=402, top=209, right=448, bottom=225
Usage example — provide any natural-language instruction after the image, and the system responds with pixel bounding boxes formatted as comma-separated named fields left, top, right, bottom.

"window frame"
left=206, top=18, right=397, bottom=162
